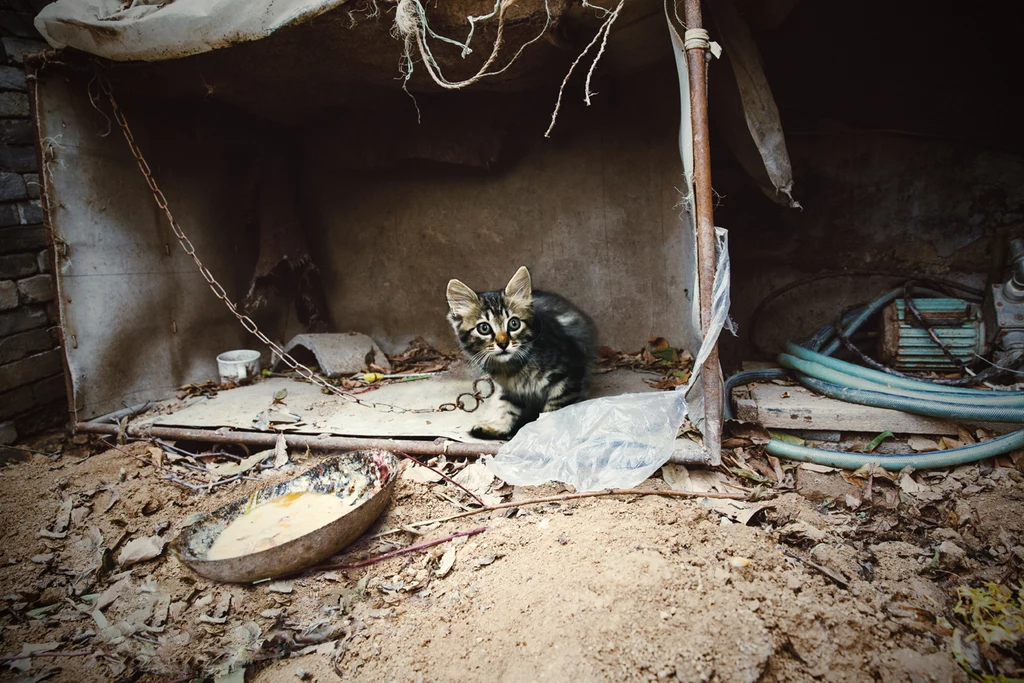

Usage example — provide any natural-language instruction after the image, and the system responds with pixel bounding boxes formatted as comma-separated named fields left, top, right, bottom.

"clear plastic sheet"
left=484, top=391, right=688, bottom=491
left=484, top=228, right=732, bottom=491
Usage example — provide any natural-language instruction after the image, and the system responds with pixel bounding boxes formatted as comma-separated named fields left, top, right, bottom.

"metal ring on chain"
left=473, top=377, right=496, bottom=399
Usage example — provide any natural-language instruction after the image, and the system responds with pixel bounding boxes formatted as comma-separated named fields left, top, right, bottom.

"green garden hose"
left=725, top=290, right=1024, bottom=471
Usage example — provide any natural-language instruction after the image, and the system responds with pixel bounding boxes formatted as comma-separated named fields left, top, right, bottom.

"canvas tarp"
left=35, top=0, right=349, bottom=62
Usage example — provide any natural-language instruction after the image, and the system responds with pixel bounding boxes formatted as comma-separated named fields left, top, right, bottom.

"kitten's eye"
left=507, top=318, right=521, bottom=331
left=476, top=322, right=492, bottom=335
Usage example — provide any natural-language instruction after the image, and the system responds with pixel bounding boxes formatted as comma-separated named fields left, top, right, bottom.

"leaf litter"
left=0, top=420, right=1022, bottom=681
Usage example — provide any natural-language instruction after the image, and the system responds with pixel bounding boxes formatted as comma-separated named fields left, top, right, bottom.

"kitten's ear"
left=446, top=279, right=479, bottom=318
left=504, top=266, right=532, bottom=303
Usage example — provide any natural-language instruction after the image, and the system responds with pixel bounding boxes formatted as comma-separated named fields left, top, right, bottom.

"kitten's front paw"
left=470, top=423, right=510, bottom=440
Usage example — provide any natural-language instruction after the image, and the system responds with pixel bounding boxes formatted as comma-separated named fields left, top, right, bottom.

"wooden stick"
left=372, top=487, right=755, bottom=538
left=309, top=526, right=486, bottom=571
left=394, top=451, right=484, bottom=506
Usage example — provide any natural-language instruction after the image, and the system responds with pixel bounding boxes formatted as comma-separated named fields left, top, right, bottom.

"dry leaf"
left=53, top=498, right=73, bottom=534
left=147, top=445, right=165, bottom=469
left=939, top=437, right=963, bottom=450
left=437, top=548, right=456, bottom=578
left=898, top=468, right=928, bottom=495
left=908, top=436, right=939, bottom=452
left=199, top=593, right=232, bottom=624
left=403, top=465, right=444, bottom=484
left=779, top=520, right=827, bottom=542
left=117, top=535, right=167, bottom=567
left=453, top=463, right=494, bottom=495
left=208, top=450, right=273, bottom=478
left=661, top=463, right=692, bottom=491
left=96, top=578, right=130, bottom=611
left=724, top=420, right=771, bottom=446
left=799, top=462, right=838, bottom=473
left=273, top=432, right=289, bottom=469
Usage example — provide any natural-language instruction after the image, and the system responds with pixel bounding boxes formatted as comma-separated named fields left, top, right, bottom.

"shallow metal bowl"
left=172, top=449, right=399, bottom=583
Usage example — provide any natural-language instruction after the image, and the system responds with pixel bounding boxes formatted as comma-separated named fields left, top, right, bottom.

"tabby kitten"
left=446, top=266, right=597, bottom=440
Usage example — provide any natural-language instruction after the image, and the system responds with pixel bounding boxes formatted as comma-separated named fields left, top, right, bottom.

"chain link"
left=437, top=377, right=495, bottom=413
left=98, top=74, right=488, bottom=415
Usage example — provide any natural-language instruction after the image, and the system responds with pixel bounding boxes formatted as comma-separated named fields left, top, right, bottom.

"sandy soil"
left=0, top=431, right=1021, bottom=682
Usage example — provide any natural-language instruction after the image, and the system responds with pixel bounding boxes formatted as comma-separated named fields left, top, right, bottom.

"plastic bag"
left=484, top=229, right=732, bottom=492
left=483, top=391, right=687, bottom=491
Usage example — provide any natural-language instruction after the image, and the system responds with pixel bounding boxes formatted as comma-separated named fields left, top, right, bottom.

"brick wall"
left=0, top=4, right=68, bottom=445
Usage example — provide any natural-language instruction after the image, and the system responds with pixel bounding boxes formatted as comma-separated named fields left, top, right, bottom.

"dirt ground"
left=0, top=430, right=1022, bottom=682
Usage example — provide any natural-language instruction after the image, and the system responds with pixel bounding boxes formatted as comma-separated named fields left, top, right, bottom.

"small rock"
left=38, top=587, right=63, bottom=605
left=295, top=668, right=313, bottom=680
left=267, top=580, right=294, bottom=594
left=936, top=540, right=967, bottom=567
left=729, top=556, right=751, bottom=568
left=30, top=554, right=53, bottom=564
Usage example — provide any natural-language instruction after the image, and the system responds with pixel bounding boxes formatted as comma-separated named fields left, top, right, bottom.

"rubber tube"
left=796, top=376, right=1024, bottom=422
left=766, top=429, right=1024, bottom=471
left=778, top=353, right=1024, bottom=407
left=785, top=343, right=998, bottom=397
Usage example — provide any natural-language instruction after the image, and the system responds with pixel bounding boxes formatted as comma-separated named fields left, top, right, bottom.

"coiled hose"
left=725, top=290, right=1024, bottom=471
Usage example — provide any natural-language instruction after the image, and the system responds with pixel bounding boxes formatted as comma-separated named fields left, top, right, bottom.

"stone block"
left=0, top=305, right=47, bottom=336
left=24, top=173, right=39, bottom=198
left=0, top=328, right=51, bottom=364
left=17, top=200, right=41, bottom=224
left=0, top=224, right=46, bottom=253
left=17, top=273, right=52, bottom=304
left=0, top=146, right=37, bottom=173
left=0, top=171, right=27, bottom=201
left=0, top=384, right=31, bottom=419
left=0, top=65, right=27, bottom=91
left=0, top=120, right=32, bottom=146
left=0, top=348, right=62, bottom=391
left=0, top=279, right=16, bottom=310
left=35, top=249, right=48, bottom=273
left=0, top=253, right=36, bottom=279
left=31, top=374, right=65, bottom=404
left=0, top=420, right=16, bottom=446
left=0, top=91, right=29, bottom=117
left=0, top=204, right=18, bottom=228
left=13, top=399, right=67, bottom=434
left=1, top=37, right=47, bottom=64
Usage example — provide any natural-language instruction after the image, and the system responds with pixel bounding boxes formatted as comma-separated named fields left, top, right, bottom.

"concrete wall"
left=0, top=7, right=62, bottom=445
left=302, top=76, right=692, bottom=355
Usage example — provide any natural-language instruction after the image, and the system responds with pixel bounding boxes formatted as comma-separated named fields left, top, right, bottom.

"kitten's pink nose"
left=496, top=339, right=509, bottom=350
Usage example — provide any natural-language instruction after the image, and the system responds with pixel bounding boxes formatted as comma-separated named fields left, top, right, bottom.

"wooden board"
left=733, top=383, right=962, bottom=436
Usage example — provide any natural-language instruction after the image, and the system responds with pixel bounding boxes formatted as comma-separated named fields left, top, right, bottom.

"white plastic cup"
left=216, top=349, right=261, bottom=383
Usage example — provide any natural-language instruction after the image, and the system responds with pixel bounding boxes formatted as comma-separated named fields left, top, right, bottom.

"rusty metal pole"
left=682, top=0, right=723, bottom=465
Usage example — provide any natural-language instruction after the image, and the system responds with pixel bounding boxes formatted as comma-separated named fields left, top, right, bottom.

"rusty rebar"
left=683, top=0, right=723, bottom=466
left=75, top=421, right=500, bottom=458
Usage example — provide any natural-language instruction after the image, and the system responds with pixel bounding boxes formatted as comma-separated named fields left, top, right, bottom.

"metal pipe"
left=91, top=402, right=152, bottom=424
left=75, top=421, right=501, bottom=458
left=76, top=421, right=711, bottom=464
left=682, top=0, right=723, bottom=466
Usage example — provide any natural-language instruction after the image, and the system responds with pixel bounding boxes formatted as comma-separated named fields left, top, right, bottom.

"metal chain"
left=97, top=74, right=488, bottom=415
left=437, top=377, right=495, bottom=413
